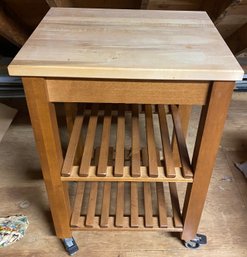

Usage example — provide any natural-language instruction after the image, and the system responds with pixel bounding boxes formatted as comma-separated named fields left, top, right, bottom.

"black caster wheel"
left=184, top=234, right=207, bottom=249
left=62, top=237, right=79, bottom=256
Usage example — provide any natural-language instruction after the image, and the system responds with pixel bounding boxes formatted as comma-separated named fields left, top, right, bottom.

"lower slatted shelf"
left=70, top=181, right=183, bottom=232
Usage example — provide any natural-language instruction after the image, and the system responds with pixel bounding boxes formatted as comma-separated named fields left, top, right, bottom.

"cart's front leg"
left=22, top=77, right=73, bottom=242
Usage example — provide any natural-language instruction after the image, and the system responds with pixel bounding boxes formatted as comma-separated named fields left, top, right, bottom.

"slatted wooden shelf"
left=61, top=166, right=192, bottom=182
left=70, top=181, right=183, bottom=231
left=61, top=104, right=193, bottom=182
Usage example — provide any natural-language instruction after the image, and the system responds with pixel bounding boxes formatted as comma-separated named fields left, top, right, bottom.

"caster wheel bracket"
left=62, top=237, right=79, bottom=256
left=184, top=234, right=207, bottom=249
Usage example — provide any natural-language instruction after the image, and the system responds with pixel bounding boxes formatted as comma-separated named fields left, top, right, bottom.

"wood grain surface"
left=8, top=8, right=243, bottom=80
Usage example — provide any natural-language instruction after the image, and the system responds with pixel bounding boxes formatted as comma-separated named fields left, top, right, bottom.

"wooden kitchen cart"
left=8, top=8, right=244, bottom=255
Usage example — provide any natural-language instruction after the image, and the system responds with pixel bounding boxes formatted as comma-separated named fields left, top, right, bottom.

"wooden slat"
left=156, top=148, right=161, bottom=166
left=130, top=182, right=139, bottom=228
left=86, top=182, right=98, bottom=227
left=71, top=182, right=85, bottom=227
left=79, top=104, right=99, bottom=177
left=143, top=183, right=153, bottom=227
left=64, top=104, right=82, bottom=165
left=100, top=182, right=111, bottom=228
left=64, top=103, right=77, bottom=136
left=142, top=146, right=163, bottom=173
left=131, top=105, right=141, bottom=177
left=115, top=182, right=125, bottom=227
left=97, top=105, right=112, bottom=176
left=172, top=105, right=192, bottom=167
left=156, top=148, right=161, bottom=165
left=114, top=105, right=125, bottom=177
left=145, top=105, right=158, bottom=177
left=170, top=105, right=193, bottom=178
left=169, top=182, right=183, bottom=228
left=62, top=105, right=85, bottom=176
left=156, top=182, right=168, bottom=228
left=158, top=105, right=176, bottom=178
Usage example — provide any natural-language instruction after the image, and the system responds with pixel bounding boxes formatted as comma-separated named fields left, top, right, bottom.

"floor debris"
left=0, top=215, right=29, bottom=248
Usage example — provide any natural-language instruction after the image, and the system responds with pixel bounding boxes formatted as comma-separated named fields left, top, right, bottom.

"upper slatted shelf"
left=61, top=103, right=193, bottom=182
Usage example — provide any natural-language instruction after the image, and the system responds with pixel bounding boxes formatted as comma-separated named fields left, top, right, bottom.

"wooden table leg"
left=181, top=81, right=234, bottom=241
left=22, top=77, right=72, bottom=239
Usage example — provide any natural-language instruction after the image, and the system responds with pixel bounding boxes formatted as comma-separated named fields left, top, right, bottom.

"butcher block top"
left=8, top=8, right=244, bottom=81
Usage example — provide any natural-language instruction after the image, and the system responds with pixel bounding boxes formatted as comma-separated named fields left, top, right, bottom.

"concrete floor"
left=0, top=92, right=247, bottom=257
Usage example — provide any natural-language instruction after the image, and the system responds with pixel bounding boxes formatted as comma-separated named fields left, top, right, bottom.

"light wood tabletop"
left=8, top=8, right=243, bottom=81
